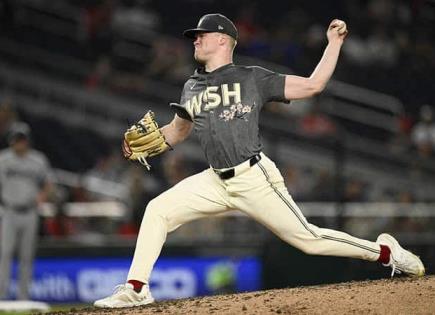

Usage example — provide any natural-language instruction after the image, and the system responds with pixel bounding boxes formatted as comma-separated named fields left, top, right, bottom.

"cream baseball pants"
left=128, top=153, right=381, bottom=282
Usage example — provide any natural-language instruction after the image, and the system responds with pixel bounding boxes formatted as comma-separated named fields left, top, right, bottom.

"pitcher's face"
left=193, top=32, right=221, bottom=64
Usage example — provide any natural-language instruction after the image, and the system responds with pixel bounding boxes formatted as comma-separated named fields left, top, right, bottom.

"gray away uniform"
left=0, top=148, right=51, bottom=299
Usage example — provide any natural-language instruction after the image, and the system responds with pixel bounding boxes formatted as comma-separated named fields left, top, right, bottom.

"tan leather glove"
left=122, top=111, right=170, bottom=169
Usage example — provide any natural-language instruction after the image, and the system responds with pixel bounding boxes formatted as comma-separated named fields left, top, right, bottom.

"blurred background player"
left=0, top=122, right=52, bottom=300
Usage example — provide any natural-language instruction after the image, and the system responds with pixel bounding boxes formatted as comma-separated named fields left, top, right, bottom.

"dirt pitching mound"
left=51, top=276, right=435, bottom=315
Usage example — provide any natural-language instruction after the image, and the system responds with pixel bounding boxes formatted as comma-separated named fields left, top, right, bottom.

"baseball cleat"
left=94, top=283, right=154, bottom=308
left=376, top=233, right=425, bottom=277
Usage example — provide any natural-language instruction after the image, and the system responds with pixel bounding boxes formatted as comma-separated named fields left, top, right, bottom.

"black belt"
left=214, top=154, right=261, bottom=180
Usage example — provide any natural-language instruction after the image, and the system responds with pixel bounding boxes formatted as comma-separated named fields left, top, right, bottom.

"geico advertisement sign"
left=14, top=267, right=197, bottom=302
left=77, top=268, right=196, bottom=301
left=14, top=268, right=197, bottom=302
left=8, top=257, right=259, bottom=302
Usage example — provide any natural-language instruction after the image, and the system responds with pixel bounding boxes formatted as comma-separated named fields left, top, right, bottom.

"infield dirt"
left=46, top=276, right=435, bottom=315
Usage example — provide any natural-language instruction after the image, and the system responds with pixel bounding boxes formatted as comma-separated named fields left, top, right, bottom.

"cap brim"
left=183, top=28, right=213, bottom=39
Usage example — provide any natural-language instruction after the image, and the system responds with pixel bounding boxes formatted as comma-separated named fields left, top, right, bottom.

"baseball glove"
left=122, top=111, right=170, bottom=169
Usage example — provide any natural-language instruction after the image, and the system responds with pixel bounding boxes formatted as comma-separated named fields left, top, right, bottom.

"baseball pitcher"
left=95, top=14, right=424, bottom=308
left=0, top=122, right=52, bottom=300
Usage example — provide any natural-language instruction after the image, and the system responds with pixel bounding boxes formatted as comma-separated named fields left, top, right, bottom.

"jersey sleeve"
left=253, top=66, right=287, bottom=103
left=169, top=103, right=193, bottom=121
left=169, top=82, right=193, bottom=122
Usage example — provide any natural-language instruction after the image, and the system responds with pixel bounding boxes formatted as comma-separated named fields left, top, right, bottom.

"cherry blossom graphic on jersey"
left=219, top=102, right=255, bottom=122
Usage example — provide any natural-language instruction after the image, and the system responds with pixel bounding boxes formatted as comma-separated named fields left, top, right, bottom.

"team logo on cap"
left=218, top=25, right=224, bottom=30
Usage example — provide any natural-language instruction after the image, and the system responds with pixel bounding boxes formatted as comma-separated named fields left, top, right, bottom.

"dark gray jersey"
left=171, top=63, right=286, bottom=168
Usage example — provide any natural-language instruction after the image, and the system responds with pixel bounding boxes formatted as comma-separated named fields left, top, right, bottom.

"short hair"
left=221, top=34, right=237, bottom=52
left=228, top=36, right=237, bottom=50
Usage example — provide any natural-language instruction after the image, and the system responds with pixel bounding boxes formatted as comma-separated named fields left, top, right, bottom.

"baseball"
left=336, top=20, right=347, bottom=35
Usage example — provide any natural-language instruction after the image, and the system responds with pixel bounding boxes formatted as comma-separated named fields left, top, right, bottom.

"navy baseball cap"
left=183, top=14, right=238, bottom=40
